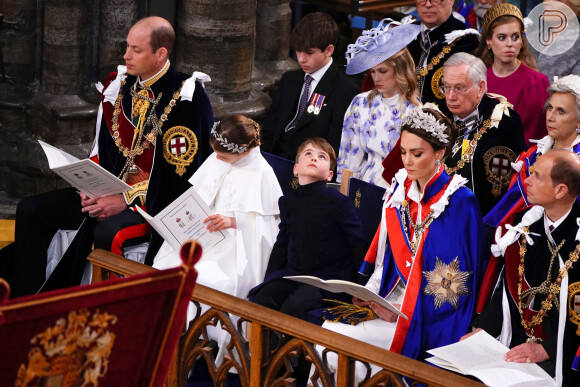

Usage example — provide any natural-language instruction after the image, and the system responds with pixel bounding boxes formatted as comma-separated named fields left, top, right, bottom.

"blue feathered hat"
left=345, top=17, right=421, bottom=75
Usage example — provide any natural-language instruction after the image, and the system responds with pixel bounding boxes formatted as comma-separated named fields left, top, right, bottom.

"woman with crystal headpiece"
left=311, top=106, right=485, bottom=383
left=479, top=75, right=580, bottom=311
left=337, top=19, right=420, bottom=188
left=475, top=3, right=550, bottom=147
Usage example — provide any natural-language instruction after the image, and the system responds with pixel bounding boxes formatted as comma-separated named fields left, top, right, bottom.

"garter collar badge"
left=484, top=146, right=517, bottom=198
left=423, top=257, right=472, bottom=309
left=569, top=281, right=580, bottom=336
left=163, top=126, right=198, bottom=176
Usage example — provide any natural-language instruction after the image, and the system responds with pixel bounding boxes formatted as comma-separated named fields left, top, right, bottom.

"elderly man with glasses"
left=440, top=52, right=526, bottom=216
left=406, top=0, right=480, bottom=104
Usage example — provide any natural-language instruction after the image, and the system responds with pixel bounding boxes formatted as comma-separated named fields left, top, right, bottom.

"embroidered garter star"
left=423, top=257, right=472, bottom=309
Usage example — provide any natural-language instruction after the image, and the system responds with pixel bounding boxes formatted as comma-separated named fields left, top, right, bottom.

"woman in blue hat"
left=337, top=19, right=421, bottom=188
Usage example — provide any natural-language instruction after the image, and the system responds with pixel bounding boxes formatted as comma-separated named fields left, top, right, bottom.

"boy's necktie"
left=285, top=74, right=313, bottom=132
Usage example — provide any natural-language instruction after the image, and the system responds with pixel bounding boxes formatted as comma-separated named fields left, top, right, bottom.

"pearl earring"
left=435, top=159, right=441, bottom=166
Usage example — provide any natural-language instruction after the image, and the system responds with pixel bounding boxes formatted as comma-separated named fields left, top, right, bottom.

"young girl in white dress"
left=154, top=115, right=283, bottom=366
left=154, top=115, right=283, bottom=299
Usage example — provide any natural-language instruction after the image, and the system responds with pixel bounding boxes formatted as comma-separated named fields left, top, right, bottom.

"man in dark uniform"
left=440, top=52, right=525, bottom=216
left=260, top=12, right=359, bottom=161
left=407, top=0, right=479, bottom=104
left=465, top=150, right=580, bottom=386
left=8, top=16, right=213, bottom=296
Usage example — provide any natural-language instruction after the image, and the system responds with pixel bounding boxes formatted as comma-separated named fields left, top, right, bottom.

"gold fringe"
left=322, top=299, right=378, bottom=326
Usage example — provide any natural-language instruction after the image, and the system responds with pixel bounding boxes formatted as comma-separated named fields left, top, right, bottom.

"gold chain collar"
left=444, top=118, right=493, bottom=176
left=400, top=199, right=435, bottom=255
left=416, top=39, right=457, bottom=79
left=517, top=226, right=580, bottom=343
left=110, top=78, right=184, bottom=181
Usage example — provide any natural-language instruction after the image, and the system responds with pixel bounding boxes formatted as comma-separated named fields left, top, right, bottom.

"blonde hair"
left=367, top=48, right=419, bottom=107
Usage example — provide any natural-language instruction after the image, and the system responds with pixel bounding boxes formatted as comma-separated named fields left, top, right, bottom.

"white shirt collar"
left=453, top=108, right=479, bottom=122
left=421, top=23, right=439, bottom=34
left=308, top=57, right=333, bottom=83
left=545, top=206, right=573, bottom=231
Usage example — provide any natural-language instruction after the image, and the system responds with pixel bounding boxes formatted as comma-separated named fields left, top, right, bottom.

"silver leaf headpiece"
left=210, top=121, right=249, bottom=154
left=401, top=104, right=449, bottom=144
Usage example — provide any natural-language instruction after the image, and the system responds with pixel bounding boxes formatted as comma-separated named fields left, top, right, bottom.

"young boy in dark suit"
left=249, top=138, right=366, bottom=324
left=261, top=12, right=359, bottom=162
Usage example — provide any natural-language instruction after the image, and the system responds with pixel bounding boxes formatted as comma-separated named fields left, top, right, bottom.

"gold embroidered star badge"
left=423, top=257, right=472, bottom=309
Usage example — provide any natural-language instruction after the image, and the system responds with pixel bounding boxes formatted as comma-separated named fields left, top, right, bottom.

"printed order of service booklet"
left=39, top=140, right=131, bottom=198
left=284, top=275, right=407, bottom=319
left=426, top=330, right=556, bottom=387
left=137, top=185, right=232, bottom=253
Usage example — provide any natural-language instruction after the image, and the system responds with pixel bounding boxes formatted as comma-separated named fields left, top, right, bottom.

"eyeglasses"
left=417, top=0, right=445, bottom=5
left=439, top=83, right=476, bottom=96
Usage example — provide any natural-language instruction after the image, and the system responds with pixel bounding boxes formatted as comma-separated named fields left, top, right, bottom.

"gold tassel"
left=322, top=299, right=378, bottom=326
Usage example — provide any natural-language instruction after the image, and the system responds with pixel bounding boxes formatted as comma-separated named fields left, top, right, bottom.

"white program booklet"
left=426, top=330, right=556, bottom=387
left=136, top=185, right=231, bottom=252
left=284, top=275, right=407, bottom=319
left=38, top=140, right=131, bottom=198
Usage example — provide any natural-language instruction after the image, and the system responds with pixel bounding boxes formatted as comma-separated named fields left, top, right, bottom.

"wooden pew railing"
left=88, top=249, right=484, bottom=387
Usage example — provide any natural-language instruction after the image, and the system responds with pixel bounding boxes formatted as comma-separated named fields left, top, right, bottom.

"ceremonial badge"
left=484, top=146, right=517, bottom=197
left=163, top=126, right=198, bottom=176
left=431, top=67, right=445, bottom=100
left=423, top=257, right=472, bottom=309
left=568, top=281, right=580, bottom=336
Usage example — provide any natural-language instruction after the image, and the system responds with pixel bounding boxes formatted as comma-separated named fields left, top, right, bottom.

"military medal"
left=315, top=94, right=325, bottom=115
left=309, top=93, right=325, bottom=115
left=307, top=93, right=317, bottom=114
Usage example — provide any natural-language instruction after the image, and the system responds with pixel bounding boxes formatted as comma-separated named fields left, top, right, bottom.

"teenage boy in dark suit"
left=261, top=12, right=359, bottom=162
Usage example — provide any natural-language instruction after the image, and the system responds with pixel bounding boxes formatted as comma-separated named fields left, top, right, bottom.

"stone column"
left=174, top=0, right=270, bottom=119
left=0, top=0, right=37, bottom=84
left=42, top=0, right=89, bottom=94
left=254, top=0, right=299, bottom=92
left=97, top=0, right=139, bottom=81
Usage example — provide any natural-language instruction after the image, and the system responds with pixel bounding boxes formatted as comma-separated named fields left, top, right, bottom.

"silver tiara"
left=401, top=105, right=449, bottom=144
left=210, top=121, right=249, bottom=154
